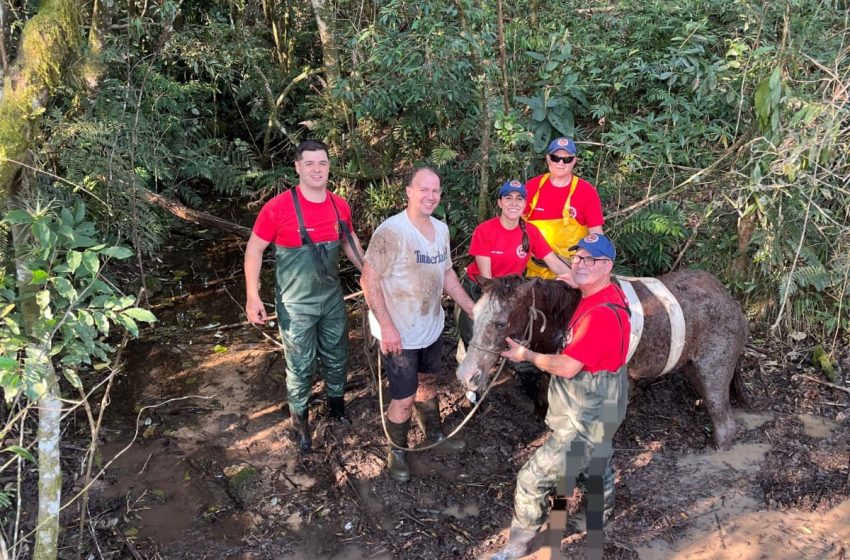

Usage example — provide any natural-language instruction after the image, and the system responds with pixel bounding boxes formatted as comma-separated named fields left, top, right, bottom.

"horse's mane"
left=485, top=276, right=581, bottom=352
left=487, top=275, right=579, bottom=319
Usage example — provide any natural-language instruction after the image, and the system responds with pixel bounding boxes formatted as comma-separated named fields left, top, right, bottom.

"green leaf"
left=30, top=270, right=49, bottom=285
left=533, top=121, right=552, bottom=153
left=122, top=308, right=157, bottom=323
left=80, top=251, right=100, bottom=276
left=4, top=445, right=34, bottom=463
left=4, top=317, right=21, bottom=336
left=116, top=314, right=139, bottom=337
left=63, top=368, right=83, bottom=388
left=2, top=210, right=32, bottom=225
left=547, top=109, right=575, bottom=136
left=71, top=235, right=98, bottom=249
left=0, top=303, right=15, bottom=319
left=67, top=251, right=83, bottom=273
left=74, top=202, right=86, bottom=224
left=100, top=247, right=134, bottom=259
left=213, top=344, right=228, bottom=354
left=0, top=356, right=17, bottom=371
left=60, top=207, right=75, bottom=226
left=93, top=311, right=110, bottom=334
left=524, top=51, right=547, bottom=62
left=35, top=290, right=51, bottom=313
left=53, top=278, right=78, bottom=301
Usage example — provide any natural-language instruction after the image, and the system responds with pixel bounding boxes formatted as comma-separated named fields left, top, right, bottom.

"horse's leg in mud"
left=683, top=353, right=737, bottom=451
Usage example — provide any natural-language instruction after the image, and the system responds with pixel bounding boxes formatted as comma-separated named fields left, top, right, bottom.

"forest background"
left=0, top=0, right=847, bottom=558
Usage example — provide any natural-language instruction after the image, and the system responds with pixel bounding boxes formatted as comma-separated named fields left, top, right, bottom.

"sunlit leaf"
left=4, top=445, right=34, bottom=463
left=122, top=308, right=157, bottom=323
left=100, top=247, right=134, bottom=259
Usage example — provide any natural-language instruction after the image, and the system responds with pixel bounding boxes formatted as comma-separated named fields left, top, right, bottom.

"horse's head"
left=456, top=276, right=581, bottom=393
left=456, top=276, right=536, bottom=392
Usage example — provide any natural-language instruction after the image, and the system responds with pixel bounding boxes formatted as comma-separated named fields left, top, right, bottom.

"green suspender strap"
left=329, top=197, right=364, bottom=268
left=290, top=189, right=333, bottom=279
left=290, top=189, right=364, bottom=270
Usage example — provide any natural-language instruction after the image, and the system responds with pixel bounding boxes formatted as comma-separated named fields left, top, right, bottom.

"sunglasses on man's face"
left=548, top=154, right=576, bottom=164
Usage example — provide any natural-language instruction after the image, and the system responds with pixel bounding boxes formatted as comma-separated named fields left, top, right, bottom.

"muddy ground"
left=15, top=231, right=850, bottom=559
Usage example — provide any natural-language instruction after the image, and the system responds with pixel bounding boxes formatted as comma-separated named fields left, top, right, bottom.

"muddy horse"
left=456, top=270, right=748, bottom=450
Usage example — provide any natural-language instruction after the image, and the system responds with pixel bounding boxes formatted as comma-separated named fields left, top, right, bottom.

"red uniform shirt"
left=466, top=218, right=553, bottom=282
left=252, top=186, right=353, bottom=247
left=524, top=174, right=604, bottom=228
left=561, top=283, right=631, bottom=373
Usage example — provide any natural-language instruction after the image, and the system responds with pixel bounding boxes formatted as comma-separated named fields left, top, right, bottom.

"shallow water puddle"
left=797, top=413, right=838, bottom=438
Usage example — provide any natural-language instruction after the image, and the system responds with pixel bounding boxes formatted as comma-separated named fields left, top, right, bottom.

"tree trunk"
left=495, top=0, right=510, bottom=113
left=80, top=0, right=113, bottom=93
left=142, top=190, right=252, bottom=238
left=32, top=359, right=61, bottom=560
left=309, top=0, right=340, bottom=88
left=477, top=84, right=492, bottom=223
left=0, top=0, right=81, bottom=194
left=0, top=2, right=82, bottom=559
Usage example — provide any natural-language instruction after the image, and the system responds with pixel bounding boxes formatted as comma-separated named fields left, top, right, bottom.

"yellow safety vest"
left=525, top=174, right=588, bottom=279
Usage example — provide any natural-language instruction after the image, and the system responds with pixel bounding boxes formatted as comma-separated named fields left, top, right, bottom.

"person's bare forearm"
left=502, top=338, right=583, bottom=379
left=244, top=235, right=267, bottom=299
left=444, top=269, right=475, bottom=316
left=543, top=252, right=571, bottom=277
left=520, top=350, right=581, bottom=379
left=244, top=233, right=271, bottom=323
left=362, top=265, right=394, bottom=328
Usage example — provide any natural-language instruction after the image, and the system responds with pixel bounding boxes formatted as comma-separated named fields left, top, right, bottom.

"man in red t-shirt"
left=244, top=140, right=365, bottom=453
left=490, top=233, right=630, bottom=560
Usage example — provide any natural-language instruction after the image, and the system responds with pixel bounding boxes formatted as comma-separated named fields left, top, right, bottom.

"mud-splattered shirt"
left=365, top=211, right=453, bottom=349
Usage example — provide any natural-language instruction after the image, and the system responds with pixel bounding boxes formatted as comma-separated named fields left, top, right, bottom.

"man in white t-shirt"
left=362, top=167, right=476, bottom=482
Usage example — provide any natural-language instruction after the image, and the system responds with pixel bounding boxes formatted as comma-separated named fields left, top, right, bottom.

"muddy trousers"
left=277, top=297, right=347, bottom=416
left=512, top=367, right=628, bottom=531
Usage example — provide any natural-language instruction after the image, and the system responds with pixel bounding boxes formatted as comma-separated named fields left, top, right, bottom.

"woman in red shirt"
left=457, top=180, right=571, bottom=351
left=466, top=180, right=570, bottom=283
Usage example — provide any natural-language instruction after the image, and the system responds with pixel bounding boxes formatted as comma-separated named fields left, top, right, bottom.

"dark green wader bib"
left=274, top=240, right=347, bottom=416
left=512, top=365, right=628, bottom=530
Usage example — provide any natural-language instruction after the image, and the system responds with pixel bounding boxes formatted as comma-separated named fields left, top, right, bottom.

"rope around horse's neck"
left=376, top=288, right=544, bottom=452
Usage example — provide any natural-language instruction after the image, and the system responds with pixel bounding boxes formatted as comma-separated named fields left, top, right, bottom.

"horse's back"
left=626, top=269, right=748, bottom=379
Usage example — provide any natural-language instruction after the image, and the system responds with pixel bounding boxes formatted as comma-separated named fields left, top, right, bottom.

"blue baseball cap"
left=498, top=179, right=527, bottom=198
left=546, top=137, right=577, bottom=155
left=570, top=233, right=616, bottom=261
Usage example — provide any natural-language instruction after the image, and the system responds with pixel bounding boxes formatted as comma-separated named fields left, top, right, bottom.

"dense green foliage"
left=0, top=201, right=156, bottom=402
left=6, top=0, right=850, bottom=342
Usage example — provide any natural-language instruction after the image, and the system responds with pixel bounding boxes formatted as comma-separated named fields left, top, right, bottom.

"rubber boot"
left=488, top=520, right=538, bottom=560
left=327, top=396, right=352, bottom=425
left=290, top=410, right=312, bottom=453
left=413, top=398, right=465, bottom=450
left=386, top=418, right=411, bottom=482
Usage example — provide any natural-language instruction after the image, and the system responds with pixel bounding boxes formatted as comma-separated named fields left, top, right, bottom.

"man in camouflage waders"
left=489, top=233, right=631, bottom=559
left=244, top=140, right=365, bottom=453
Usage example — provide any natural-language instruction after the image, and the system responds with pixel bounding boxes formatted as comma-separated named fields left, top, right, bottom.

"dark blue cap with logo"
left=546, top=137, right=577, bottom=155
left=570, top=233, right=616, bottom=261
left=498, top=179, right=527, bottom=198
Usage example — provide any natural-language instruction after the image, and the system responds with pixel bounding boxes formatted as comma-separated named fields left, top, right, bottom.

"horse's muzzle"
left=467, top=370, right=486, bottom=392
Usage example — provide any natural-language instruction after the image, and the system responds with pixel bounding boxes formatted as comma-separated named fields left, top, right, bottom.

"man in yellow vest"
left=524, top=137, right=605, bottom=280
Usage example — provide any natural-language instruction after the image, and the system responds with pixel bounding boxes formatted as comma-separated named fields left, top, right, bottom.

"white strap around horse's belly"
left=616, top=276, right=686, bottom=374
left=616, top=278, right=643, bottom=363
